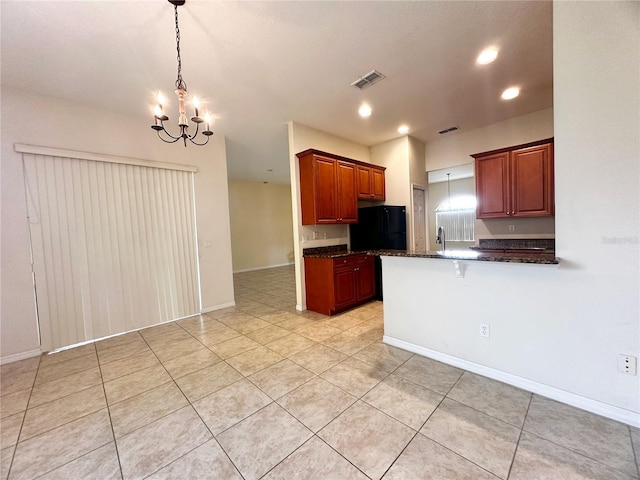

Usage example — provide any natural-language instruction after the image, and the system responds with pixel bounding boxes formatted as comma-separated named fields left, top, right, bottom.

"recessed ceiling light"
left=477, top=47, right=498, bottom=65
left=501, top=87, right=520, bottom=100
left=397, top=125, right=409, bottom=135
left=358, top=104, right=372, bottom=118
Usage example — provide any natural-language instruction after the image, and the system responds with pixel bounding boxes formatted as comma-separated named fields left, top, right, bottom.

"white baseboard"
left=233, top=263, right=294, bottom=274
left=383, top=335, right=640, bottom=428
left=0, top=348, right=42, bottom=366
left=202, top=301, right=236, bottom=314
left=296, top=304, right=306, bottom=311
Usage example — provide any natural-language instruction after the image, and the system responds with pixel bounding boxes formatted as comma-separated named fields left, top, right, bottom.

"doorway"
left=412, top=185, right=426, bottom=251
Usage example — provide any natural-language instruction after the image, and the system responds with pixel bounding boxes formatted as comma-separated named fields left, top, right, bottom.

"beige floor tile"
left=37, top=442, right=121, bottom=480
left=343, top=319, right=383, bottom=340
left=318, top=401, right=415, bottom=480
left=259, top=311, right=298, bottom=325
left=294, top=323, right=343, bottom=342
left=248, top=360, right=315, bottom=399
left=142, top=328, right=193, bottom=350
left=94, top=331, right=143, bottom=352
left=421, top=398, right=520, bottom=479
left=177, top=315, right=226, bottom=335
left=35, top=353, right=99, bottom=386
left=289, top=344, right=348, bottom=374
left=205, top=306, right=239, bottom=319
left=138, top=321, right=181, bottom=339
left=383, top=433, right=500, bottom=480
left=117, top=406, right=211, bottom=480
left=209, top=335, right=261, bottom=359
left=263, top=436, right=369, bottom=480
left=0, top=412, right=24, bottom=449
left=447, top=372, right=532, bottom=427
left=0, top=357, right=39, bottom=378
left=0, top=370, right=36, bottom=397
left=524, top=395, right=637, bottom=477
left=217, top=403, right=312, bottom=480
left=216, top=312, right=257, bottom=327
left=193, top=379, right=271, bottom=435
left=97, top=338, right=150, bottom=365
left=109, top=382, right=188, bottom=438
left=9, top=409, right=112, bottom=480
left=39, top=343, right=96, bottom=367
left=149, top=337, right=206, bottom=363
left=510, top=432, right=636, bottom=480
left=100, top=349, right=159, bottom=383
left=229, top=318, right=273, bottom=335
left=28, top=367, right=101, bottom=408
left=246, top=325, right=290, bottom=345
left=103, top=364, right=172, bottom=405
left=1, top=446, right=14, bottom=480
left=631, top=428, right=640, bottom=473
left=265, top=333, right=316, bottom=357
left=275, top=316, right=315, bottom=331
left=146, top=439, right=242, bottom=480
left=322, top=332, right=375, bottom=356
left=20, top=385, right=106, bottom=441
left=196, top=326, right=242, bottom=346
left=322, top=314, right=367, bottom=331
left=0, top=388, right=30, bottom=419
left=242, top=305, right=282, bottom=317
left=175, top=362, right=242, bottom=402
left=394, top=355, right=463, bottom=395
left=161, top=348, right=221, bottom=379
left=296, top=310, right=328, bottom=321
left=226, top=346, right=284, bottom=376
left=277, top=377, right=357, bottom=432
left=363, top=374, right=443, bottom=430
left=321, top=357, right=388, bottom=397
left=354, top=342, right=414, bottom=374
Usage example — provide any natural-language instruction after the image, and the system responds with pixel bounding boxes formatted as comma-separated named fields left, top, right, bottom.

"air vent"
left=438, top=126, right=459, bottom=134
left=351, top=70, right=386, bottom=90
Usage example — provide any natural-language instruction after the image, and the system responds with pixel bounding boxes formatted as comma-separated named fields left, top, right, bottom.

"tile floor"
left=1, top=265, right=638, bottom=480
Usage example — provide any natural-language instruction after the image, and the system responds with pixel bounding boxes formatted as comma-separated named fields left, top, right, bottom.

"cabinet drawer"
left=332, top=256, right=356, bottom=270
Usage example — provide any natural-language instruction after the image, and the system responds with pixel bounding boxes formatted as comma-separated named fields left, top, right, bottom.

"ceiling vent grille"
left=438, top=126, right=459, bottom=134
left=351, top=70, right=386, bottom=90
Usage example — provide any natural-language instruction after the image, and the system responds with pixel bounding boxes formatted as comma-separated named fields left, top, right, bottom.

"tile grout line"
left=504, top=391, right=534, bottom=479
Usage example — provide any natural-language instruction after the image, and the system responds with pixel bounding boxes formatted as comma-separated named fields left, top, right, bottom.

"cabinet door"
left=334, top=268, right=357, bottom=310
left=336, top=161, right=358, bottom=223
left=371, top=167, right=386, bottom=200
left=475, top=152, right=510, bottom=218
left=314, top=157, right=338, bottom=224
left=511, top=144, right=554, bottom=217
left=356, top=257, right=375, bottom=301
left=357, top=165, right=372, bottom=199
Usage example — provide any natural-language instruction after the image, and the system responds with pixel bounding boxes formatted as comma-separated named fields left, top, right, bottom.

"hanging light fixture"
left=152, top=0, right=213, bottom=146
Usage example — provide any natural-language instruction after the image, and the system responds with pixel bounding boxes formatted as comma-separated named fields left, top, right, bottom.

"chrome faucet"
left=436, top=226, right=446, bottom=252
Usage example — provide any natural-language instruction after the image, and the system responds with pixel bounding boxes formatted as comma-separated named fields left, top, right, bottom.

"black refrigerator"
left=350, top=205, right=407, bottom=300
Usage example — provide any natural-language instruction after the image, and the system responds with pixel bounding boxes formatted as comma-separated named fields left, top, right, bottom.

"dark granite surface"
left=303, top=244, right=559, bottom=264
left=471, top=238, right=555, bottom=253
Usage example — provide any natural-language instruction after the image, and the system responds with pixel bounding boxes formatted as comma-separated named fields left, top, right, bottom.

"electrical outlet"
left=618, top=355, right=637, bottom=375
left=508, top=224, right=515, bottom=232
left=480, top=323, right=490, bottom=338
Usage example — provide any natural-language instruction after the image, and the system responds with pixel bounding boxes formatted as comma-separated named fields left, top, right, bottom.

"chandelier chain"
left=174, top=4, right=187, bottom=91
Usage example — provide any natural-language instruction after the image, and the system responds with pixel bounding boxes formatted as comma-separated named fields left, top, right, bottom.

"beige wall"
left=1, top=87, right=235, bottom=362
left=228, top=181, right=294, bottom=272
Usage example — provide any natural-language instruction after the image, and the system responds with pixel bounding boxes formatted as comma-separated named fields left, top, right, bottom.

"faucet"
left=436, top=226, right=446, bottom=252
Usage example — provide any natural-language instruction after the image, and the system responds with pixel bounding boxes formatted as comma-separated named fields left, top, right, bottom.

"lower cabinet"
left=304, top=254, right=375, bottom=315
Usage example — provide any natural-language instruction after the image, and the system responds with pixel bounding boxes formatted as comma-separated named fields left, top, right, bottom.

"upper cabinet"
left=356, top=164, right=386, bottom=201
left=473, top=139, right=554, bottom=219
left=298, top=149, right=385, bottom=225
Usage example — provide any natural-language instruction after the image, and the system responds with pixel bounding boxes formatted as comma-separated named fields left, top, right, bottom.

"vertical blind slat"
left=23, top=153, right=200, bottom=351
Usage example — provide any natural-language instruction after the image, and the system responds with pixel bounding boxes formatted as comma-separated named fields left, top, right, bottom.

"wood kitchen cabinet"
left=304, top=254, right=375, bottom=315
left=298, top=150, right=358, bottom=225
left=356, top=164, right=386, bottom=201
left=473, top=139, right=554, bottom=219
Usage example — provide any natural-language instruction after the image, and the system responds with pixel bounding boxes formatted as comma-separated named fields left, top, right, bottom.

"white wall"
left=228, top=181, right=294, bottom=272
left=382, top=1, right=639, bottom=425
left=1, top=87, right=235, bottom=361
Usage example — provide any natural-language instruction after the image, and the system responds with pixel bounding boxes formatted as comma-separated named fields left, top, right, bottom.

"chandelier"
left=152, top=0, right=213, bottom=146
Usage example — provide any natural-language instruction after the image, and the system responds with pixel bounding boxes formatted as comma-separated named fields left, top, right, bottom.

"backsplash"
left=477, top=238, right=555, bottom=251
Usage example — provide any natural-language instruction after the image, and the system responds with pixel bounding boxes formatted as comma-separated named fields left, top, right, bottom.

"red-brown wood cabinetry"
left=304, top=254, right=375, bottom=315
left=356, top=164, right=386, bottom=201
left=473, top=139, right=554, bottom=219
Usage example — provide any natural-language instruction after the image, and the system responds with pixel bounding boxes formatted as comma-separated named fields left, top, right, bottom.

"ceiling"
left=1, top=1, right=553, bottom=185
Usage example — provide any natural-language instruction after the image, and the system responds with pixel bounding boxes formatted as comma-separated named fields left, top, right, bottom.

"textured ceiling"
left=1, top=1, right=553, bottom=184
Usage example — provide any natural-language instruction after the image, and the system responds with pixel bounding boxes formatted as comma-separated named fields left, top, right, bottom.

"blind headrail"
left=15, top=144, right=198, bottom=173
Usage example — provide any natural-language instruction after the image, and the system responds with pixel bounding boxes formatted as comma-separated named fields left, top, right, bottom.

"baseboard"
left=233, top=263, right=294, bottom=274
left=202, top=301, right=236, bottom=314
left=383, top=335, right=640, bottom=428
left=0, top=348, right=42, bottom=365
left=296, top=304, right=306, bottom=312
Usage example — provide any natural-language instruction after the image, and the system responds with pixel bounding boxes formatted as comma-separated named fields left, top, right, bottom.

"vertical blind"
left=20, top=146, right=200, bottom=351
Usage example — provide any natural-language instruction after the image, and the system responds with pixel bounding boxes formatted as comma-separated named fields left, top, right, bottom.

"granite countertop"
left=303, top=245, right=559, bottom=264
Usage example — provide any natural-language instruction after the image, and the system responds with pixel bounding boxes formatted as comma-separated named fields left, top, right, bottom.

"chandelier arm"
left=156, top=128, right=182, bottom=144
left=187, top=135, right=210, bottom=146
